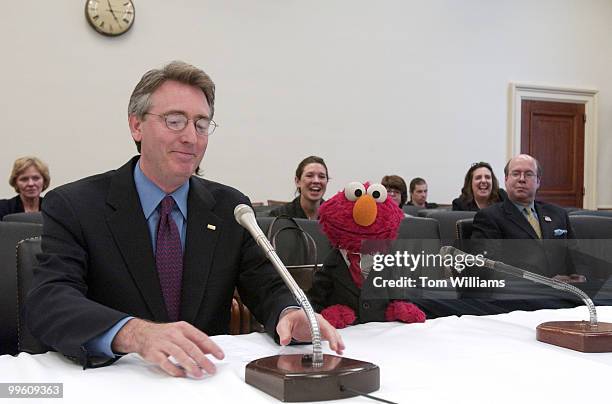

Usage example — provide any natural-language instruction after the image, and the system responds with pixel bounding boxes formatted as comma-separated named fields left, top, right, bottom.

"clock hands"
left=106, top=0, right=121, bottom=24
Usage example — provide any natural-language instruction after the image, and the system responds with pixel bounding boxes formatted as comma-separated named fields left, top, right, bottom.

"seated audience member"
left=452, top=162, right=506, bottom=211
left=270, top=156, right=329, bottom=219
left=466, top=154, right=583, bottom=311
left=25, top=61, right=343, bottom=376
left=0, top=156, right=50, bottom=219
left=381, top=175, right=407, bottom=208
left=406, top=177, right=438, bottom=209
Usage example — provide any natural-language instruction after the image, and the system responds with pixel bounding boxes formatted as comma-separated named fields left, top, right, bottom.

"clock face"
left=85, top=0, right=135, bottom=36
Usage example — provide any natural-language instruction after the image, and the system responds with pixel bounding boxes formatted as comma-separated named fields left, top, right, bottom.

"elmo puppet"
left=308, top=181, right=426, bottom=328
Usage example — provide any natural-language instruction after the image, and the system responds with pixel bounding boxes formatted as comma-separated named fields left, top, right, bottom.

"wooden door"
left=521, top=100, right=585, bottom=208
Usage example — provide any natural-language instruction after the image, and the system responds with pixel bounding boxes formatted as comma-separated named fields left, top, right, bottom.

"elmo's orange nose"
left=353, top=194, right=377, bottom=226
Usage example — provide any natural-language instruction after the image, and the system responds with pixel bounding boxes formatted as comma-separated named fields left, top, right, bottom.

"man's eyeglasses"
left=145, top=112, right=218, bottom=136
left=509, top=170, right=537, bottom=180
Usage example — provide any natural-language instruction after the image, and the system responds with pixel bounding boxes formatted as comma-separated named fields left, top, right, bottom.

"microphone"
left=439, top=245, right=612, bottom=352
left=234, top=204, right=381, bottom=402
left=439, top=245, right=597, bottom=324
left=234, top=204, right=323, bottom=364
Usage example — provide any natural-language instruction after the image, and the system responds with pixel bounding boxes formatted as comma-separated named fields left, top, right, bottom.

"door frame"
left=508, top=83, right=599, bottom=209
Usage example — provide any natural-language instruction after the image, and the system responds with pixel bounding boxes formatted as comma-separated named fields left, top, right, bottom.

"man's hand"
left=111, top=318, right=224, bottom=377
left=276, top=309, right=345, bottom=355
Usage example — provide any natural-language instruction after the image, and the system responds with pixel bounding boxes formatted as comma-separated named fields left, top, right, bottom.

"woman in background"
left=452, top=161, right=505, bottom=211
left=0, top=156, right=50, bottom=219
left=381, top=175, right=408, bottom=208
left=270, top=156, right=329, bottom=219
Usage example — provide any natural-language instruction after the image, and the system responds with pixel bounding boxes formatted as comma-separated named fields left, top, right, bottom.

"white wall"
left=1, top=0, right=611, bottom=207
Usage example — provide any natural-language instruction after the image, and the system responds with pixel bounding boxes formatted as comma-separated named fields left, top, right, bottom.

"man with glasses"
left=471, top=154, right=574, bottom=246
left=25, top=61, right=343, bottom=376
left=465, top=154, right=583, bottom=312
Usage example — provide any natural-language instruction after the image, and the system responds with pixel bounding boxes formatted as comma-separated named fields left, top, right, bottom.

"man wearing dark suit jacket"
left=468, top=154, right=581, bottom=311
left=25, top=61, right=343, bottom=377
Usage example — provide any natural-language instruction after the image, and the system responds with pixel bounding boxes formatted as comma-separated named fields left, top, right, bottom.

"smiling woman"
left=0, top=156, right=50, bottom=219
left=269, top=156, right=329, bottom=220
left=452, top=162, right=506, bottom=211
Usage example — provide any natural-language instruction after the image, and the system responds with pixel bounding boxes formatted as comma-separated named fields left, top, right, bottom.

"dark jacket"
left=463, top=198, right=580, bottom=311
left=269, top=196, right=325, bottom=219
left=308, top=249, right=393, bottom=324
left=470, top=198, right=576, bottom=278
left=452, top=189, right=508, bottom=211
left=0, top=195, right=44, bottom=219
left=25, top=157, right=296, bottom=366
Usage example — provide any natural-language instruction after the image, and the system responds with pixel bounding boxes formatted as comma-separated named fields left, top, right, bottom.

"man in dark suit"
left=25, top=61, right=343, bottom=377
left=467, top=154, right=582, bottom=311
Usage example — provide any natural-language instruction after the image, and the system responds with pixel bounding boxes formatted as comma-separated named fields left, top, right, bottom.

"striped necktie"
left=524, top=208, right=542, bottom=239
left=156, top=196, right=183, bottom=321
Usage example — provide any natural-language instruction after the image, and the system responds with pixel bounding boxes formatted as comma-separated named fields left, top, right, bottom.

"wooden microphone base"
left=245, top=354, right=380, bottom=402
left=536, top=321, right=612, bottom=352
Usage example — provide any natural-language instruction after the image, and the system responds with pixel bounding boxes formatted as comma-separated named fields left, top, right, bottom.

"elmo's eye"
left=344, top=182, right=366, bottom=201
left=367, top=183, right=387, bottom=203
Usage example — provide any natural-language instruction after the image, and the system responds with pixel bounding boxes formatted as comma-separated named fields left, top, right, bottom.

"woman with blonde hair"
left=0, top=156, right=50, bottom=219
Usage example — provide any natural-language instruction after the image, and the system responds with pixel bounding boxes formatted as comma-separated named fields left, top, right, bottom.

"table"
left=1, top=306, right=611, bottom=403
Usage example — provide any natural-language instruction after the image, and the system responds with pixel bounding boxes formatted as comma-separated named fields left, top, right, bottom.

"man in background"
left=406, top=177, right=438, bottom=209
left=468, top=153, right=584, bottom=311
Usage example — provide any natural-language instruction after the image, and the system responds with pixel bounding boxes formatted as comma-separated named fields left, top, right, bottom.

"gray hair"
left=128, top=61, right=215, bottom=152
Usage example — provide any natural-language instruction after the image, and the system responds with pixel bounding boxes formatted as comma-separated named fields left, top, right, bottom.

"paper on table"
left=209, top=334, right=279, bottom=364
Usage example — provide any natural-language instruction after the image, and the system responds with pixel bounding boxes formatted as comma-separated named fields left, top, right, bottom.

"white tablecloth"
left=1, top=306, right=611, bottom=404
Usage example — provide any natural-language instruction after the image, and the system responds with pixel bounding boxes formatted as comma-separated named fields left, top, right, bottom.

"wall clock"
left=85, top=0, right=135, bottom=37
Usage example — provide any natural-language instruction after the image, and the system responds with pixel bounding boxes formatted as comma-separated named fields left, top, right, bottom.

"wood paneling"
left=521, top=100, right=585, bottom=208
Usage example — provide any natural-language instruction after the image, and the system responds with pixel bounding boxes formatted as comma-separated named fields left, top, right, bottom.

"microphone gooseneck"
left=234, top=204, right=324, bottom=366
left=439, top=245, right=598, bottom=326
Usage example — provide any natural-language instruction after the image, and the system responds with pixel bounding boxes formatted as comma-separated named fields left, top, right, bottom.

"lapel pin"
left=207, top=224, right=217, bottom=230
left=544, top=216, right=552, bottom=222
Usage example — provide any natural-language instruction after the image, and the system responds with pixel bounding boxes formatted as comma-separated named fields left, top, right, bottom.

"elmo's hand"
left=385, top=301, right=426, bottom=323
left=321, top=304, right=356, bottom=329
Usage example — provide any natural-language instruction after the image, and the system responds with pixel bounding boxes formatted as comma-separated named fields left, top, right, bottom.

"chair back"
left=569, top=215, right=612, bottom=239
left=419, top=210, right=477, bottom=245
left=402, top=205, right=423, bottom=216
left=397, top=216, right=440, bottom=240
left=253, top=205, right=274, bottom=217
left=456, top=218, right=475, bottom=240
left=569, top=210, right=612, bottom=218
left=0, top=221, right=42, bottom=355
left=2, top=212, right=43, bottom=224
left=16, top=237, right=51, bottom=354
left=267, top=199, right=289, bottom=206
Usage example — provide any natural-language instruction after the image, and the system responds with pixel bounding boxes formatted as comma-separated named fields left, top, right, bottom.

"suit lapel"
left=105, top=157, right=169, bottom=322
left=180, top=177, right=221, bottom=323
left=334, top=250, right=361, bottom=297
left=502, top=199, right=538, bottom=239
